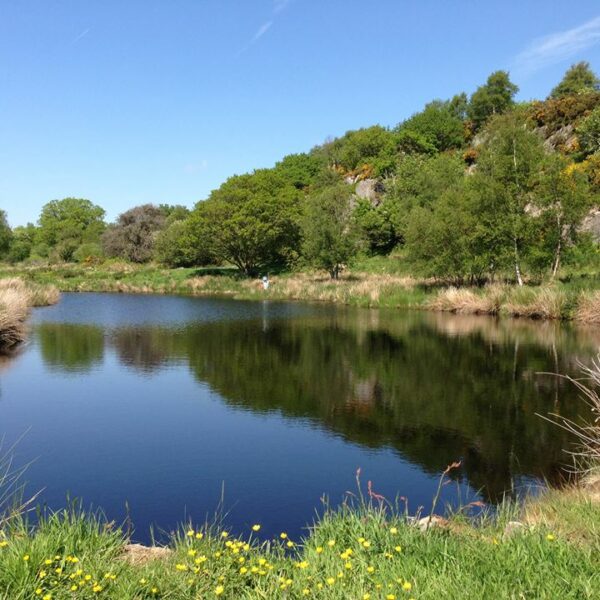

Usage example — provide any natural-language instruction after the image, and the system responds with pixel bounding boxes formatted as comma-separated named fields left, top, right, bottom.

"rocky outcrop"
left=581, top=207, right=600, bottom=242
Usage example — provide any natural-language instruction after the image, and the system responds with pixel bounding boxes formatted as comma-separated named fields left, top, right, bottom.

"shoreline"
left=2, top=263, right=600, bottom=324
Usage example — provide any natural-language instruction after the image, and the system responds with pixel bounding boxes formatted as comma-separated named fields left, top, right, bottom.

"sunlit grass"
left=0, top=491, right=598, bottom=599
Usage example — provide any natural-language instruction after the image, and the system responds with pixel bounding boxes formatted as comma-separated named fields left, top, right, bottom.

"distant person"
left=262, top=275, right=270, bottom=290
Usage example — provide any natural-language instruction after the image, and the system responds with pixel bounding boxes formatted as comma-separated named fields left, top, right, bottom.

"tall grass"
left=0, top=278, right=59, bottom=350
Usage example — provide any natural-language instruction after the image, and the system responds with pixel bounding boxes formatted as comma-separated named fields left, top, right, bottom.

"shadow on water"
left=29, top=303, right=599, bottom=503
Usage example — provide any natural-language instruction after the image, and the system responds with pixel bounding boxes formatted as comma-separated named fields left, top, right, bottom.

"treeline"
left=1, top=62, right=600, bottom=283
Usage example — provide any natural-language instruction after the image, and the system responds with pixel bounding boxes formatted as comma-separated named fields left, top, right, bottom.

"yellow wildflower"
left=215, top=585, right=224, bottom=595
left=390, top=527, right=398, bottom=534
left=252, top=524, right=261, bottom=531
left=402, top=581, right=413, bottom=591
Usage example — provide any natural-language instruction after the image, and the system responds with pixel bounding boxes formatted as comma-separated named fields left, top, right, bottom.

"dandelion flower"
left=327, top=539, right=336, bottom=547
left=326, top=577, right=335, bottom=585
left=215, top=585, right=224, bottom=595
left=23, top=554, right=30, bottom=561
left=390, top=527, right=398, bottom=534
left=402, top=581, right=413, bottom=591
left=546, top=534, right=555, bottom=541
left=316, top=546, right=324, bottom=554
left=252, top=524, right=261, bottom=531
left=221, top=532, right=228, bottom=539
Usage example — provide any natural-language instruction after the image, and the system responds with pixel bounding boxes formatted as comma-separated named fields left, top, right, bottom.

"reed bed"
left=0, top=278, right=59, bottom=350
left=576, top=290, right=600, bottom=324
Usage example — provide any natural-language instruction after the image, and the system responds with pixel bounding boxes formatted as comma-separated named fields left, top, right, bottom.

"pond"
left=0, top=293, right=597, bottom=544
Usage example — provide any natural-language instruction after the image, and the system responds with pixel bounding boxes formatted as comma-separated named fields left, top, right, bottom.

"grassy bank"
left=2, top=262, right=600, bottom=323
left=0, top=477, right=598, bottom=599
left=0, top=279, right=60, bottom=350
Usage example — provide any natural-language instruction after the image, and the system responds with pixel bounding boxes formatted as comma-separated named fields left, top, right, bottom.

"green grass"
left=2, top=261, right=600, bottom=321
left=0, top=490, right=598, bottom=599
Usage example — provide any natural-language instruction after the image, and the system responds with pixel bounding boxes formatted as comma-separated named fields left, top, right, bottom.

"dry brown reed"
left=547, top=356, right=600, bottom=477
left=575, top=291, right=600, bottom=324
left=0, top=278, right=60, bottom=349
left=426, top=285, right=504, bottom=315
left=503, top=287, right=567, bottom=320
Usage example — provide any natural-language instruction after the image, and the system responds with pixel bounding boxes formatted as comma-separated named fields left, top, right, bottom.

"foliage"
left=102, top=204, right=166, bottom=263
left=529, top=91, right=600, bottom=133
left=353, top=199, right=399, bottom=255
left=37, top=198, right=106, bottom=261
left=6, top=224, right=37, bottom=263
left=382, top=153, right=465, bottom=243
left=72, top=243, right=104, bottom=264
left=154, top=220, right=213, bottom=268
left=577, top=105, right=600, bottom=156
left=274, top=152, right=324, bottom=189
left=319, top=126, right=398, bottom=176
left=550, top=61, right=600, bottom=99
left=397, top=99, right=466, bottom=151
left=405, top=187, right=485, bottom=282
left=468, top=70, right=518, bottom=130
left=188, top=170, right=302, bottom=276
left=0, top=211, right=11, bottom=258
left=158, top=204, right=190, bottom=224
left=301, top=184, right=359, bottom=278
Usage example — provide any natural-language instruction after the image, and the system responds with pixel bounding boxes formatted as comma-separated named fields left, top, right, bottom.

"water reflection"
left=31, top=301, right=597, bottom=502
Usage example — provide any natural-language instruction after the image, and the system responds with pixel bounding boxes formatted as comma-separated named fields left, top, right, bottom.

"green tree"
left=301, top=184, right=358, bottom=278
left=7, top=223, right=37, bottom=263
left=468, top=71, right=518, bottom=130
left=154, top=219, right=213, bottom=267
left=405, top=187, right=485, bottom=283
left=470, top=113, right=545, bottom=284
left=188, top=170, right=302, bottom=276
left=102, top=204, right=166, bottom=263
left=158, top=204, right=190, bottom=224
left=550, top=62, right=600, bottom=99
left=353, top=198, right=399, bottom=255
left=397, top=99, right=465, bottom=152
left=274, top=153, right=324, bottom=189
left=382, top=153, right=465, bottom=244
left=0, top=210, right=12, bottom=258
left=322, top=126, right=398, bottom=176
left=38, top=198, right=106, bottom=261
left=533, top=155, right=593, bottom=277
left=576, top=105, right=600, bottom=156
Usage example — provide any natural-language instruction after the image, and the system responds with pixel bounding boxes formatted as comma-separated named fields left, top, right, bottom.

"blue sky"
left=2, top=0, right=600, bottom=226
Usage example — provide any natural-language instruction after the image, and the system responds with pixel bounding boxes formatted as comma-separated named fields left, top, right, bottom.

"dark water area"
left=0, top=293, right=598, bottom=544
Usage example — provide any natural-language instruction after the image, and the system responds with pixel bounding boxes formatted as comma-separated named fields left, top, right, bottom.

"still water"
left=0, top=293, right=597, bottom=543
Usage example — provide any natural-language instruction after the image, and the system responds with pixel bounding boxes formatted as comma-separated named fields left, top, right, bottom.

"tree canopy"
left=550, top=62, right=600, bottom=99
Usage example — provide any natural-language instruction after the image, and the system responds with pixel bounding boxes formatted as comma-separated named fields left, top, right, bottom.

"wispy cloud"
left=70, top=27, right=91, bottom=45
left=237, top=0, right=294, bottom=55
left=273, top=0, right=291, bottom=14
left=514, top=15, right=600, bottom=77
left=251, top=20, right=273, bottom=43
